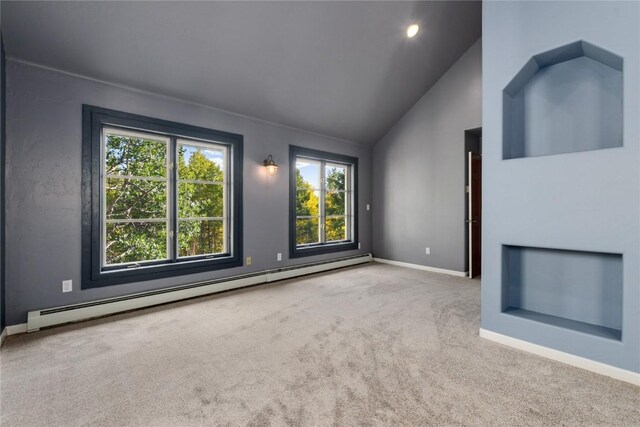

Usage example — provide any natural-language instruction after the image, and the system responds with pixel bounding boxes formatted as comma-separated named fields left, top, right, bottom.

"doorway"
left=465, top=128, right=482, bottom=278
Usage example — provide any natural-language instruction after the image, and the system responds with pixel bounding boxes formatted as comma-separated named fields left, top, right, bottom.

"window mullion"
left=346, top=166, right=351, bottom=241
left=224, top=145, right=229, bottom=254
left=170, top=137, right=178, bottom=262
left=320, top=160, right=326, bottom=244
left=101, top=127, right=107, bottom=268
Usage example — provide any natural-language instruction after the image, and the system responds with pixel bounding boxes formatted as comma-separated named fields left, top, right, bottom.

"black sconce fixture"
left=263, top=154, right=278, bottom=176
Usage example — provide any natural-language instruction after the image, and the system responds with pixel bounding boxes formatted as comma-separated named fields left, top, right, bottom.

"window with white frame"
left=83, top=106, right=243, bottom=288
left=289, top=145, right=358, bottom=257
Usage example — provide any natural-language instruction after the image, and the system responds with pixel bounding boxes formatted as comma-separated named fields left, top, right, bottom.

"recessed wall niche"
left=503, top=40, right=623, bottom=159
left=502, top=245, right=622, bottom=340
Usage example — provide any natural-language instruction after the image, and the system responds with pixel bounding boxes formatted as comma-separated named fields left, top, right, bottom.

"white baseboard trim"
left=479, top=328, right=640, bottom=386
left=373, top=257, right=468, bottom=277
left=5, top=323, right=28, bottom=336
left=0, top=328, right=6, bottom=348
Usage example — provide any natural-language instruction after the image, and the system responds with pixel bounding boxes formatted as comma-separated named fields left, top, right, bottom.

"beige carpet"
left=1, top=263, right=638, bottom=426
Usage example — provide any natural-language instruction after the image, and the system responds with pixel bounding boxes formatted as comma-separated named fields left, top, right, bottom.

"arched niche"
left=503, top=40, right=623, bottom=159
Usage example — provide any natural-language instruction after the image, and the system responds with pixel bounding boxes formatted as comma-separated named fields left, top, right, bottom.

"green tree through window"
left=295, top=168, right=320, bottom=244
left=177, top=143, right=226, bottom=257
left=325, top=166, right=347, bottom=241
left=294, top=156, right=351, bottom=247
left=105, top=132, right=168, bottom=265
left=104, top=130, right=229, bottom=266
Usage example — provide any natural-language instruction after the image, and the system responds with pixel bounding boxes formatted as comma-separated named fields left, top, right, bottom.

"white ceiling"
left=2, top=1, right=481, bottom=145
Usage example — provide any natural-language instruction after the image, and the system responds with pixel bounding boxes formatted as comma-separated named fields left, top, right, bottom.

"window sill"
left=290, top=241, right=358, bottom=259
left=83, top=255, right=242, bottom=289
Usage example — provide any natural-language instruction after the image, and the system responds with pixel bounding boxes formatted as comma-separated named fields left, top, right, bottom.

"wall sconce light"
left=263, top=154, right=278, bottom=176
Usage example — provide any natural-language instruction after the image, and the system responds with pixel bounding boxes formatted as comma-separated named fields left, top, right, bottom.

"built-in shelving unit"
left=502, top=245, right=622, bottom=341
left=503, top=40, right=623, bottom=159
left=498, top=41, right=626, bottom=343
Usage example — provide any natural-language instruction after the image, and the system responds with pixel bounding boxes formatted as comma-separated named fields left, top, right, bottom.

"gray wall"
left=4, top=61, right=372, bottom=326
left=0, top=35, right=5, bottom=331
left=482, top=1, right=639, bottom=373
left=372, top=40, right=481, bottom=273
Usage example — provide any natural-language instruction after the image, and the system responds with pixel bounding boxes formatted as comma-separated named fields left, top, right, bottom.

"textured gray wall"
left=4, top=61, right=372, bottom=326
left=372, top=40, right=481, bottom=273
left=482, top=1, right=639, bottom=373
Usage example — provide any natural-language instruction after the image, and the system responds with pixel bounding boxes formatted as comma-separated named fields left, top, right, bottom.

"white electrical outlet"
left=358, top=243, right=361, bottom=249
left=277, top=253, right=282, bottom=261
left=246, top=256, right=252, bottom=266
left=366, top=204, right=371, bottom=211
left=62, top=280, right=73, bottom=293
left=426, top=247, right=431, bottom=255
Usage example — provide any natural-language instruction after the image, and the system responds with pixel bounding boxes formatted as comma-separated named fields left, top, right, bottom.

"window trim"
left=289, top=145, right=358, bottom=258
left=82, top=105, right=243, bottom=289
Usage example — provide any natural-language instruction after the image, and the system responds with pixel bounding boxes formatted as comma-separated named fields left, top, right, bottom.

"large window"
left=289, top=146, right=358, bottom=258
left=83, top=106, right=243, bottom=288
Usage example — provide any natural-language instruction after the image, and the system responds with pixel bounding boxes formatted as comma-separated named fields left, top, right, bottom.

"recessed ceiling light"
left=407, top=24, right=419, bottom=38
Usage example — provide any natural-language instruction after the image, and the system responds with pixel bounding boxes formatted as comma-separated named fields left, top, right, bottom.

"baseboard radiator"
left=27, top=253, right=372, bottom=332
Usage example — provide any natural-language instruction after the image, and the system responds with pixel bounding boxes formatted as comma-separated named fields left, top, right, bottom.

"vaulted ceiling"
left=2, top=1, right=481, bottom=144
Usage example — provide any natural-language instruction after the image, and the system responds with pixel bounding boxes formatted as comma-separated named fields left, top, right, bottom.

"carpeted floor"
left=1, top=263, right=638, bottom=426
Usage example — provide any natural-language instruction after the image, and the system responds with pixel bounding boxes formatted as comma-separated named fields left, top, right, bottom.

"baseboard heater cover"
left=27, top=254, right=372, bottom=332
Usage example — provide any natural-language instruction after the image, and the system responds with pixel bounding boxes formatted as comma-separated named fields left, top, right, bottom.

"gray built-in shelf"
left=503, top=40, right=623, bottom=159
left=502, top=245, right=623, bottom=340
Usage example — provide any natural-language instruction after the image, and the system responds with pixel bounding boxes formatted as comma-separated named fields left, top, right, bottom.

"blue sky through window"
left=181, top=144, right=225, bottom=171
left=297, top=159, right=321, bottom=189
